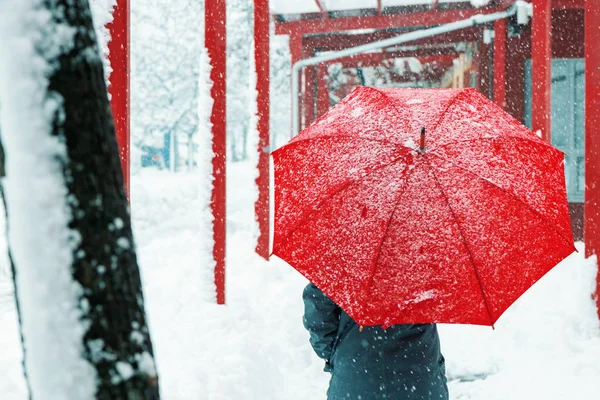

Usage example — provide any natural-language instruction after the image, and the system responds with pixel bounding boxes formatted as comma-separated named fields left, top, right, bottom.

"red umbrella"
left=272, top=87, right=575, bottom=328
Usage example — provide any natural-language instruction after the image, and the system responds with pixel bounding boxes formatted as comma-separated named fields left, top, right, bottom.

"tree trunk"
left=0, top=1, right=160, bottom=398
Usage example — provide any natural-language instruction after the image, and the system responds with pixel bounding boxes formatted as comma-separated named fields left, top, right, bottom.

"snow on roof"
left=270, top=0, right=476, bottom=15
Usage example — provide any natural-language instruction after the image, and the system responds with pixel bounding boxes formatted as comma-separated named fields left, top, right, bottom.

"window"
left=524, top=59, right=585, bottom=202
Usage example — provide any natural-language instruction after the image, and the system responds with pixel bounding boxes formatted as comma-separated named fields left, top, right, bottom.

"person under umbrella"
left=272, top=87, right=574, bottom=400
left=303, top=282, right=448, bottom=400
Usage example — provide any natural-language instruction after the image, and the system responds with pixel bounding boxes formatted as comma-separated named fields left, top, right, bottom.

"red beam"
left=531, top=0, right=552, bottom=142
left=493, top=19, right=506, bottom=109
left=305, top=27, right=480, bottom=52
left=206, top=0, right=227, bottom=304
left=584, top=0, right=600, bottom=315
left=377, top=0, right=383, bottom=15
left=275, top=7, right=505, bottom=35
left=552, top=0, right=584, bottom=9
left=107, top=0, right=130, bottom=199
left=254, top=0, right=270, bottom=260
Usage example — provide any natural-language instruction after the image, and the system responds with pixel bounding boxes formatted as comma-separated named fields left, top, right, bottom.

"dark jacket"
left=303, top=283, right=448, bottom=400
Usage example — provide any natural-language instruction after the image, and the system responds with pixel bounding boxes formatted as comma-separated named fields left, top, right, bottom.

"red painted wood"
left=317, top=64, right=330, bottom=119
left=477, top=38, right=492, bottom=99
left=531, top=0, right=552, bottom=142
left=552, top=0, right=584, bottom=9
left=377, top=0, right=383, bottom=14
left=275, top=7, right=503, bottom=35
left=304, top=66, right=316, bottom=127
left=315, top=0, right=328, bottom=18
left=107, top=0, right=130, bottom=199
left=206, top=0, right=227, bottom=304
left=584, top=0, right=600, bottom=314
left=503, top=10, right=582, bottom=125
left=505, top=24, right=530, bottom=122
left=493, top=19, right=507, bottom=109
left=290, top=33, right=303, bottom=65
left=303, top=27, right=481, bottom=52
left=496, top=0, right=517, bottom=6
left=552, top=9, right=584, bottom=58
left=255, top=0, right=270, bottom=260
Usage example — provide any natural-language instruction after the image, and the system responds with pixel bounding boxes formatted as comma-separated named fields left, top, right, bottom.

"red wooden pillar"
left=317, top=63, right=329, bottom=119
left=584, top=0, right=600, bottom=315
left=493, top=19, right=506, bottom=109
left=254, top=0, right=270, bottom=260
left=206, top=0, right=227, bottom=304
left=531, top=0, right=552, bottom=142
left=107, top=0, right=130, bottom=198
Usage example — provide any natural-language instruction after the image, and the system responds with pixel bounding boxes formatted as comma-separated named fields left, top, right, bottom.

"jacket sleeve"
left=302, top=283, right=341, bottom=367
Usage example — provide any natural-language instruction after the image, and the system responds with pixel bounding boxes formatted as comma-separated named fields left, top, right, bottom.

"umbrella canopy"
left=272, top=87, right=576, bottom=328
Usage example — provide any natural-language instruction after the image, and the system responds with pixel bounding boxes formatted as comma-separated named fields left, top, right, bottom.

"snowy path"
left=1, top=162, right=600, bottom=399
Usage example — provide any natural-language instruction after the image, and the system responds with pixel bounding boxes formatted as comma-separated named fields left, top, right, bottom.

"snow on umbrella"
left=272, top=87, right=576, bottom=328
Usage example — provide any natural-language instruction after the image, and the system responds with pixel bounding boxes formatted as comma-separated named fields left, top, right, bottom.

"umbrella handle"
left=419, top=127, right=426, bottom=151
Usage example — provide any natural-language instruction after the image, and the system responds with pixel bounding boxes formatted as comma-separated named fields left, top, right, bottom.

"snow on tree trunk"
left=0, top=1, right=160, bottom=399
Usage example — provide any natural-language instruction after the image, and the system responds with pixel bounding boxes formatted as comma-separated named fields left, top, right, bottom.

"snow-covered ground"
left=1, top=162, right=599, bottom=399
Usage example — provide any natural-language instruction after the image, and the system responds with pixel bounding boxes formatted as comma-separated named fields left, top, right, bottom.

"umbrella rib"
left=272, top=153, right=410, bottom=254
left=429, top=90, right=466, bottom=134
left=360, top=168, right=413, bottom=323
left=423, top=157, right=495, bottom=327
left=427, top=152, right=575, bottom=250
